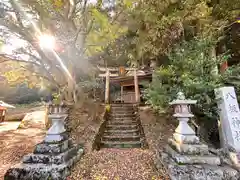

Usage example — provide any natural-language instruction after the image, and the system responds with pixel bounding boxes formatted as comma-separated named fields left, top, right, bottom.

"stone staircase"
left=100, top=103, right=146, bottom=148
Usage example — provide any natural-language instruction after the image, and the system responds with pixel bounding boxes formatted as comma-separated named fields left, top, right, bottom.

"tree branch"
left=74, top=19, right=94, bottom=46
left=68, top=0, right=77, bottom=19
left=0, top=54, right=42, bottom=67
left=81, top=0, right=88, bottom=15
left=9, top=0, right=24, bottom=27
left=20, top=65, right=61, bottom=88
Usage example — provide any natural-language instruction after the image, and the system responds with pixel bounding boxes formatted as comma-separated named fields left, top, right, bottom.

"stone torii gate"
left=98, top=66, right=140, bottom=104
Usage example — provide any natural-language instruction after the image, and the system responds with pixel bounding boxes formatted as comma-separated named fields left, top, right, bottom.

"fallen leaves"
left=69, top=107, right=172, bottom=180
left=0, top=127, right=45, bottom=179
left=70, top=148, right=166, bottom=180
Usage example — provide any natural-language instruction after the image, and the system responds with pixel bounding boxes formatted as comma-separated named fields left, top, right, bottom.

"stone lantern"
left=154, top=91, right=238, bottom=180
left=169, top=92, right=199, bottom=144
left=47, top=101, right=68, bottom=114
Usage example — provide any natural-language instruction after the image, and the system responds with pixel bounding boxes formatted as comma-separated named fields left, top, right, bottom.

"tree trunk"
left=210, top=46, right=219, bottom=77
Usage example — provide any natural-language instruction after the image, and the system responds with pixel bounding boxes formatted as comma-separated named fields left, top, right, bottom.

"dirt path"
left=70, top=148, right=167, bottom=180
left=0, top=110, right=46, bottom=179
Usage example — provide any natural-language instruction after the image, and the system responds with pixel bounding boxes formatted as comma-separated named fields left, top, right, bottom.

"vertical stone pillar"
left=105, top=69, right=110, bottom=104
left=134, top=68, right=140, bottom=103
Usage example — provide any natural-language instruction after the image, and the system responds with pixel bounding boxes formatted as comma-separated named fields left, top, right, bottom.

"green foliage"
left=144, top=37, right=235, bottom=119
left=86, top=8, right=127, bottom=55
left=125, top=0, right=214, bottom=62
left=3, top=84, right=42, bottom=104
left=52, top=92, right=61, bottom=104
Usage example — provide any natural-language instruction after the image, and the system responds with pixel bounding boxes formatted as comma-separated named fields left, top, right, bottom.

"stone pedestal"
left=45, top=114, right=68, bottom=143
left=5, top=114, right=83, bottom=180
left=156, top=133, right=239, bottom=180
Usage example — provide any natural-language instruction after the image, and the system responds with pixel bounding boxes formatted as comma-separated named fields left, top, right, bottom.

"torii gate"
left=98, top=66, right=140, bottom=104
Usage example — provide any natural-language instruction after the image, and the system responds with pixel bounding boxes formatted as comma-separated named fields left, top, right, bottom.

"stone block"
left=168, top=138, right=209, bottom=155
left=44, top=133, right=68, bottom=143
left=158, top=147, right=240, bottom=180
left=167, top=164, right=190, bottom=180
left=5, top=148, right=83, bottom=180
left=189, top=165, right=206, bottom=180
left=164, top=145, right=221, bottom=165
left=23, top=146, right=80, bottom=165
left=34, top=140, right=69, bottom=154
left=203, top=165, right=224, bottom=180
left=173, top=133, right=200, bottom=144
left=221, top=166, right=239, bottom=180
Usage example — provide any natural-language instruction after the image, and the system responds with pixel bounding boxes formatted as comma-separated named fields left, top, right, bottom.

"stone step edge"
left=107, top=119, right=138, bottom=122
left=101, top=140, right=141, bottom=145
left=164, top=145, right=221, bottom=166
left=109, top=113, right=137, bottom=117
left=106, top=122, right=139, bottom=126
left=108, top=118, right=138, bottom=121
left=106, top=124, right=139, bottom=127
left=102, top=135, right=141, bottom=139
left=103, top=132, right=141, bottom=135
left=104, top=128, right=140, bottom=131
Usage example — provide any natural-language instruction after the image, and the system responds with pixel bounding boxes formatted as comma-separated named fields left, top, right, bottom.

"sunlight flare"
left=38, top=34, right=56, bottom=50
left=12, top=0, right=75, bottom=85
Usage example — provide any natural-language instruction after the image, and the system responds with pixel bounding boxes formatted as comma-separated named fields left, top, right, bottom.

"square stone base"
left=23, top=145, right=82, bottom=165
left=4, top=148, right=83, bottom=180
left=155, top=151, right=239, bottom=180
left=34, top=140, right=70, bottom=154
left=164, top=145, right=221, bottom=165
left=168, top=138, right=209, bottom=155
left=173, top=133, right=199, bottom=144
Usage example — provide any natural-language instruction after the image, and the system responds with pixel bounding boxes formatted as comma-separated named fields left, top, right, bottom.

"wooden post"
left=121, top=86, right=123, bottom=102
left=134, top=68, right=140, bottom=103
left=105, top=69, right=110, bottom=104
left=44, top=105, right=50, bottom=129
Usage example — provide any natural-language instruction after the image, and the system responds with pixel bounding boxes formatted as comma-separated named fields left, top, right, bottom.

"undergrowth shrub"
left=144, top=37, right=240, bottom=146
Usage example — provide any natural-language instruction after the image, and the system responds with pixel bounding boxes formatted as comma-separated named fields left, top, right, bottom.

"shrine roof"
left=110, top=72, right=152, bottom=83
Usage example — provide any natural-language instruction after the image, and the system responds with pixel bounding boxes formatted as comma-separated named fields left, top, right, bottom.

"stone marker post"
left=215, top=86, right=240, bottom=166
left=215, top=86, right=240, bottom=151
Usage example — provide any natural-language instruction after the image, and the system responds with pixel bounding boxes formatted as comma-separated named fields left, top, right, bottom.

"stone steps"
left=111, top=103, right=136, bottom=107
left=108, top=114, right=137, bottom=118
left=109, top=117, right=137, bottom=121
left=102, top=134, right=141, bottom=141
left=104, top=129, right=139, bottom=135
left=101, top=140, right=141, bottom=148
left=106, top=124, right=139, bottom=130
left=106, top=120, right=138, bottom=125
left=110, top=109, right=135, bottom=112
left=98, top=103, right=145, bottom=149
